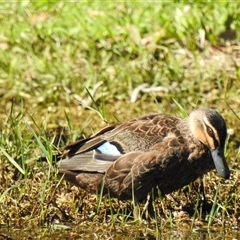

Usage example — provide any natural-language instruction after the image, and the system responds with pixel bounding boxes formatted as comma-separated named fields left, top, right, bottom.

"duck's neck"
left=177, top=117, right=192, bottom=136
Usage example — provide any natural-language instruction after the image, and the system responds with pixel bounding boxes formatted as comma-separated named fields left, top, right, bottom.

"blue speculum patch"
left=97, top=142, right=122, bottom=156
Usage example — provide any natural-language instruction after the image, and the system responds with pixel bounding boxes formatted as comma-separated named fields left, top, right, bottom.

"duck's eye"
left=207, top=126, right=214, bottom=138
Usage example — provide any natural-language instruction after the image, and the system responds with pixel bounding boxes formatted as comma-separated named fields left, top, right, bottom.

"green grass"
left=0, top=1, right=240, bottom=238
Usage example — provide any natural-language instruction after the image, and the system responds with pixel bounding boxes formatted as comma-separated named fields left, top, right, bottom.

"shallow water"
left=0, top=225, right=239, bottom=240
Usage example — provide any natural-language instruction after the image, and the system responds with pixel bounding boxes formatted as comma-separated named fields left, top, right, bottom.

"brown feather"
left=58, top=109, right=230, bottom=202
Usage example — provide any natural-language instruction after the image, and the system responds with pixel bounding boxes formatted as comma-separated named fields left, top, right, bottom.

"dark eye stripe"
left=206, top=126, right=214, bottom=138
left=206, top=125, right=219, bottom=147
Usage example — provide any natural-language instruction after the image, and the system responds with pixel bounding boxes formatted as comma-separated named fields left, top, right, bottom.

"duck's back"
left=59, top=109, right=230, bottom=202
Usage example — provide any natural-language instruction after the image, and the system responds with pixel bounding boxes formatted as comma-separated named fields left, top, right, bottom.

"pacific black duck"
left=58, top=109, right=230, bottom=203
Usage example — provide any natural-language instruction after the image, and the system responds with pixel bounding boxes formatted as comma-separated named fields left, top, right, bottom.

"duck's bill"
left=211, top=148, right=230, bottom=179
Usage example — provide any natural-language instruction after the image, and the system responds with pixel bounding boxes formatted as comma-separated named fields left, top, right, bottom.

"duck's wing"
left=104, top=136, right=186, bottom=200
left=59, top=124, right=122, bottom=173
left=59, top=113, right=180, bottom=174
left=62, top=124, right=119, bottom=156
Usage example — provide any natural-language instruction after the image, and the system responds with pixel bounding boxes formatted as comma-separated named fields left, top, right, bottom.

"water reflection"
left=0, top=225, right=239, bottom=239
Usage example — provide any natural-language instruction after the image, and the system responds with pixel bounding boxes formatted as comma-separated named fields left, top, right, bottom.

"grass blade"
left=0, top=147, right=25, bottom=175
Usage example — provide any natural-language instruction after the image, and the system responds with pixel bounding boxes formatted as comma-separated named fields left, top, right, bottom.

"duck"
left=58, top=109, right=230, bottom=204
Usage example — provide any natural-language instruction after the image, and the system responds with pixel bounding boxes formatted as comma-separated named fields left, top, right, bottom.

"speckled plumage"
left=59, top=109, right=230, bottom=202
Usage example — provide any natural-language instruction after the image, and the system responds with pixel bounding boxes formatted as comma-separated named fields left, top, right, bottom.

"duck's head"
left=189, top=109, right=230, bottom=179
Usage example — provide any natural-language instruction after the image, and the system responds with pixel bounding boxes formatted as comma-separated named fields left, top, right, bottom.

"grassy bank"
left=0, top=1, right=239, bottom=238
